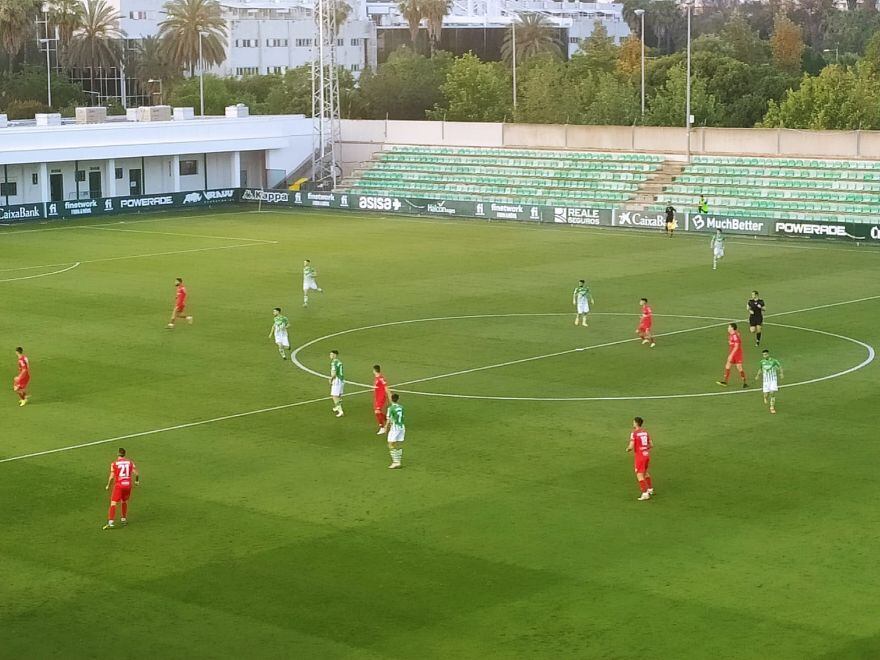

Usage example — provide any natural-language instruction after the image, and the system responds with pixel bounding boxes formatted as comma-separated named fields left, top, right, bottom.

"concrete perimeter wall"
left=339, top=120, right=880, bottom=173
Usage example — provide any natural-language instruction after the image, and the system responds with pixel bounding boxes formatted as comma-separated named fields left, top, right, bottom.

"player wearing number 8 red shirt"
left=13, top=347, right=30, bottom=407
left=103, top=448, right=140, bottom=530
left=717, top=322, right=749, bottom=388
left=636, top=298, right=655, bottom=348
left=373, top=364, right=391, bottom=435
left=626, top=417, right=654, bottom=501
left=167, top=277, right=193, bottom=328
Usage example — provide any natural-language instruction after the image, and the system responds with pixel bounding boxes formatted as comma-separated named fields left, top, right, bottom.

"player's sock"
left=723, top=368, right=731, bottom=382
left=121, top=502, right=128, bottom=518
left=107, top=504, right=116, bottom=521
left=396, top=448, right=403, bottom=464
left=16, top=391, right=25, bottom=400
left=645, top=477, right=652, bottom=489
left=638, top=479, right=648, bottom=493
left=756, top=332, right=762, bottom=344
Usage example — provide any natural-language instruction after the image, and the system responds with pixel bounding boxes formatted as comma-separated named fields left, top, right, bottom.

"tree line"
left=4, top=0, right=880, bottom=129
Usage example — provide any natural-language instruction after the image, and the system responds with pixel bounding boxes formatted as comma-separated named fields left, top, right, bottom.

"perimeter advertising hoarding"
left=685, top=213, right=769, bottom=236
left=45, top=189, right=240, bottom=219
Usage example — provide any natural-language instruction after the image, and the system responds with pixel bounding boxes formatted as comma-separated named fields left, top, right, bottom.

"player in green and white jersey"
left=329, top=349, right=344, bottom=417
left=268, top=307, right=291, bottom=360
left=572, top=279, right=594, bottom=327
left=384, top=393, right=405, bottom=469
left=754, top=349, right=784, bottom=414
left=302, top=259, right=323, bottom=307
left=710, top=229, right=725, bottom=270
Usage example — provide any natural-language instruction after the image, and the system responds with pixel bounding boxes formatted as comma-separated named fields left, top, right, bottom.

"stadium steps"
left=651, top=155, right=880, bottom=223
left=626, top=159, right=686, bottom=210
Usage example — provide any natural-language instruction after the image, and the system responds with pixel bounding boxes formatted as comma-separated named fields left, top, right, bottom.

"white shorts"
left=762, top=380, right=778, bottom=394
left=303, top=279, right=319, bottom=292
left=388, top=426, right=405, bottom=443
left=714, top=247, right=725, bottom=258
left=577, top=300, right=590, bottom=314
left=331, top=380, right=344, bottom=397
left=274, top=331, right=289, bottom=348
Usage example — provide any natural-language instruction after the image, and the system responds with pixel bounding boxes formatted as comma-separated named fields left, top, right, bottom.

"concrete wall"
left=339, top=120, right=880, bottom=165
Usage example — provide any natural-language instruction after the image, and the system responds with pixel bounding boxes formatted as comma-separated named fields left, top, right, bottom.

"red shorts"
left=634, top=454, right=650, bottom=474
left=175, top=304, right=186, bottom=314
left=13, top=374, right=29, bottom=389
left=111, top=484, right=132, bottom=502
left=729, top=351, right=743, bottom=365
left=638, top=322, right=652, bottom=333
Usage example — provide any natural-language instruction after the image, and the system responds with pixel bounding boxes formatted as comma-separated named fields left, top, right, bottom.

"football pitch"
left=1, top=208, right=879, bottom=659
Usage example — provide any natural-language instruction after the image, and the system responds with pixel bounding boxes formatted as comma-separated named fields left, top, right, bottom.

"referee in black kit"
left=747, top=291, right=765, bottom=346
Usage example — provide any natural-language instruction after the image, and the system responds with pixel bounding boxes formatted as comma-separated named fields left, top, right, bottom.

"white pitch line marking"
left=389, top=321, right=874, bottom=401
left=0, top=393, right=369, bottom=465
left=291, top=293, right=879, bottom=395
left=78, top=225, right=277, bottom=244
left=3, top=297, right=877, bottom=465
left=0, top=242, right=277, bottom=278
left=0, top=262, right=80, bottom=283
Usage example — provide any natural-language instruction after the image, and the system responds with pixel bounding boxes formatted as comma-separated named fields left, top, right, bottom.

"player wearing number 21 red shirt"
left=167, top=277, right=193, bottom=329
left=373, top=365, right=392, bottom=435
left=717, top=322, right=749, bottom=388
left=636, top=298, right=655, bottom=348
left=103, top=448, right=140, bottom=530
left=626, top=417, right=654, bottom=501
left=13, top=347, right=30, bottom=407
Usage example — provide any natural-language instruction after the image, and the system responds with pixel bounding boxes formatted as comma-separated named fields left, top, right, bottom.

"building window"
left=234, top=38, right=258, bottom=47
left=295, top=38, right=312, bottom=47
left=350, top=63, right=360, bottom=71
left=235, top=66, right=259, bottom=76
left=179, top=159, right=199, bottom=176
left=569, top=37, right=579, bottom=44
left=0, top=182, right=17, bottom=196
left=268, top=65, right=286, bottom=74
left=266, top=38, right=288, bottom=47
left=32, top=173, right=39, bottom=185
left=115, top=168, right=123, bottom=180
left=128, top=10, right=147, bottom=19
left=337, top=38, right=343, bottom=46
left=75, top=170, right=85, bottom=182
left=350, top=38, right=360, bottom=46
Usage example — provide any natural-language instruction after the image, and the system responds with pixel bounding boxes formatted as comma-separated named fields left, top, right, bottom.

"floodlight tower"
left=311, top=0, right=341, bottom=189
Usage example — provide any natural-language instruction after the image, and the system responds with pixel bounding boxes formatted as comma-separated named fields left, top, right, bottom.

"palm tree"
left=501, top=13, right=562, bottom=65
left=158, top=0, right=226, bottom=75
left=421, top=0, right=450, bottom=55
left=397, top=0, right=422, bottom=50
left=0, top=0, right=39, bottom=73
left=47, top=0, right=85, bottom=47
left=65, top=0, right=124, bottom=94
left=132, top=35, right=181, bottom=101
left=333, top=0, right=351, bottom=34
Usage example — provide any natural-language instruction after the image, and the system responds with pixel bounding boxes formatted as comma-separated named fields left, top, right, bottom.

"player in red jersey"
left=636, top=297, right=655, bottom=347
left=373, top=364, right=392, bottom=435
left=103, top=448, right=139, bottom=530
left=167, top=277, right=193, bottom=328
left=13, top=346, right=30, bottom=407
left=717, top=322, right=749, bottom=388
left=626, top=416, right=654, bottom=501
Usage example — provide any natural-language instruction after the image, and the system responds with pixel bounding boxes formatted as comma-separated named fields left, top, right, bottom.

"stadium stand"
left=650, top=155, right=880, bottom=223
left=340, top=145, right=664, bottom=207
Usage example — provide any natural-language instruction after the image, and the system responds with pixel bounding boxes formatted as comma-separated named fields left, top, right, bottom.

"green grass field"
left=1, top=208, right=879, bottom=659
